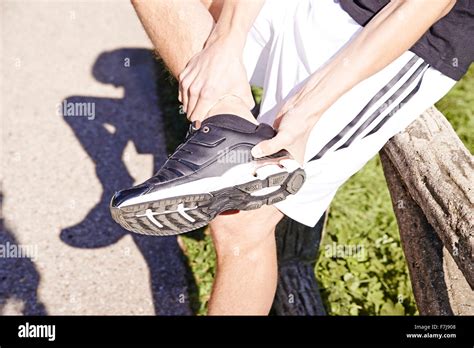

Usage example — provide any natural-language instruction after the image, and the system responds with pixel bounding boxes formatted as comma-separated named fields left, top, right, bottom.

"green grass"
left=180, top=231, right=216, bottom=314
left=436, top=67, right=474, bottom=153
left=157, top=62, right=473, bottom=315
left=316, top=156, right=417, bottom=315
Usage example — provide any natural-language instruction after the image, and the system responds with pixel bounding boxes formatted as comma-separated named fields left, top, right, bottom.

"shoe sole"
left=110, top=168, right=306, bottom=236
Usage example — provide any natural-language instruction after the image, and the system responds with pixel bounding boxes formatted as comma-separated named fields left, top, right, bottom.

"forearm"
left=207, top=0, right=264, bottom=50
left=305, top=0, right=456, bottom=119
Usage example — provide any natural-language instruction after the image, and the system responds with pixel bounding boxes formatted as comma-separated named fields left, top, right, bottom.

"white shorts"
left=242, top=0, right=457, bottom=227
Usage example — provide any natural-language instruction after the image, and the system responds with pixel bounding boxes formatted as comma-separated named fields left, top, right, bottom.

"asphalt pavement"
left=1, top=0, right=193, bottom=315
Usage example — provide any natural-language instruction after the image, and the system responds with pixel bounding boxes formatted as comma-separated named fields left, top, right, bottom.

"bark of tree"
left=380, top=106, right=474, bottom=314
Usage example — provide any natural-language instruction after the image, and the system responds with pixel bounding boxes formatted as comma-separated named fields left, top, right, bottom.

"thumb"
left=244, top=93, right=256, bottom=109
left=251, top=134, right=286, bottom=159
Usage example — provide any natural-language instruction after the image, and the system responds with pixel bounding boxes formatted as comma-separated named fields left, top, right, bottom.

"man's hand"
left=250, top=79, right=323, bottom=165
left=178, top=0, right=265, bottom=123
left=251, top=0, right=456, bottom=165
left=251, top=69, right=327, bottom=165
left=178, top=32, right=254, bottom=123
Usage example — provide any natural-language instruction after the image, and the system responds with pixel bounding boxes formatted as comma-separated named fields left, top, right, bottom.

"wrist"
left=282, top=102, right=322, bottom=130
left=206, top=25, right=247, bottom=51
left=304, top=110, right=323, bottom=129
left=296, top=94, right=326, bottom=123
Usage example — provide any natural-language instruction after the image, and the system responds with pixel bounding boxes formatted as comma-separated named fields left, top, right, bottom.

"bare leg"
left=131, top=0, right=256, bottom=123
left=132, top=0, right=276, bottom=314
left=208, top=206, right=283, bottom=315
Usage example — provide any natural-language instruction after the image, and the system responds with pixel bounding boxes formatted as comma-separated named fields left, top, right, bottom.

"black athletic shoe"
left=110, top=114, right=306, bottom=236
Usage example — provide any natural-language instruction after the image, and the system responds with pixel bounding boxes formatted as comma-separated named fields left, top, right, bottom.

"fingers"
left=179, top=67, right=214, bottom=121
left=179, top=69, right=194, bottom=114
left=178, top=59, right=254, bottom=122
left=251, top=131, right=291, bottom=159
left=178, top=54, right=200, bottom=113
left=188, top=90, right=215, bottom=122
left=185, top=81, right=201, bottom=118
left=252, top=129, right=306, bottom=165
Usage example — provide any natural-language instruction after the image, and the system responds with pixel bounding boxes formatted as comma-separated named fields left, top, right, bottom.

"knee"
left=209, top=206, right=283, bottom=258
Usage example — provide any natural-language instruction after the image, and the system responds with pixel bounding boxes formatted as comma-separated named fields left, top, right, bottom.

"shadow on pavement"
left=60, top=48, right=196, bottom=315
left=0, top=191, right=47, bottom=315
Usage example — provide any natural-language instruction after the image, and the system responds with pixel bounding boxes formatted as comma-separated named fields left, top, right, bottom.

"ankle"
left=205, top=95, right=258, bottom=125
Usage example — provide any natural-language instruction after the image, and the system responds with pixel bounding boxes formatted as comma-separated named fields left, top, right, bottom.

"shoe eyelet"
left=202, top=126, right=210, bottom=133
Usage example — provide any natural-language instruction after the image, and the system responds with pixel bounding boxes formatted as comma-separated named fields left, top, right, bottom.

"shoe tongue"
left=201, top=114, right=259, bottom=133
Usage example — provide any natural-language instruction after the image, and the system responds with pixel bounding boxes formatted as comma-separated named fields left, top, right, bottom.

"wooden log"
left=442, top=247, right=474, bottom=314
left=271, top=214, right=327, bottom=315
left=381, top=150, right=454, bottom=314
left=380, top=107, right=474, bottom=288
